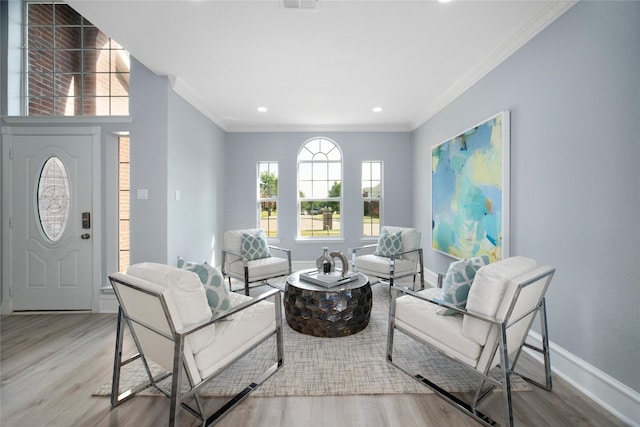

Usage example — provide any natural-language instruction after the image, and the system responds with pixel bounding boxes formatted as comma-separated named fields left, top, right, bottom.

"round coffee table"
left=284, top=269, right=372, bottom=338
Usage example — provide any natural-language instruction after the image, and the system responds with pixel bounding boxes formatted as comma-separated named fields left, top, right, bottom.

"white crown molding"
left=411, top=0, right=578, bottom=130
left=169, top=75, right=414, bottom=132
left=169, top=75, right=229, bottom=132
left=224, top=123, right=414, bottom=133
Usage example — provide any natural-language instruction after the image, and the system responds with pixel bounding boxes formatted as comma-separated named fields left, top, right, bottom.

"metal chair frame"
left=387, top=268, right=554, bottom=427
left=221, top=245, right=292, bottom=295
left=109, top=274, right=284, bottom=427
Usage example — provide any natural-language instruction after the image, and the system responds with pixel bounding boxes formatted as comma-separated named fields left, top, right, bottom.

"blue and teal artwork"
left=432, top=111, right=509, bottom=262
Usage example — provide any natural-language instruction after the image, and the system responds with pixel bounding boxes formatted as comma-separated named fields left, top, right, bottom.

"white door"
left=3, top=127, right=99, bottom=311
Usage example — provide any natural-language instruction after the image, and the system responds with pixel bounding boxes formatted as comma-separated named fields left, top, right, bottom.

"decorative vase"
left=316, top=247, right=334, bottom=274
left=330, top=251, right=349, bottom=277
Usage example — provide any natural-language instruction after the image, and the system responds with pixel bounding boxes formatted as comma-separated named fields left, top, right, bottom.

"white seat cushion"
left=395, top=288, right=482, bottom=367
left=194, top=296, right=276, bottom=379
left=228, top=256, right=290, bottom=282
left=354, top=254, right=417, bottom=278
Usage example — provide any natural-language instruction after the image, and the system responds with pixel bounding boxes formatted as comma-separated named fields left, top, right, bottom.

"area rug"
left=94, top=282, right=531, bottom=397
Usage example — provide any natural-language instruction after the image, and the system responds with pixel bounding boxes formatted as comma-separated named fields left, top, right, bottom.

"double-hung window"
left=297, top=138, right=342, bottom=238
left=362, top=161, right=383, bottom=237
left=258, top=161, right=278, bottom=238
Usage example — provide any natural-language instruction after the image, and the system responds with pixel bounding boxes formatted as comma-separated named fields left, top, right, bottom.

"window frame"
left=118, top=135, right=130, bottom=272
left=23, top=0, right=130, bottom=116
left=257, top=161, right=279, bottom=239
left=361, top=160, right=383, bottom=239
left=297, top=137, right=343, bottom=240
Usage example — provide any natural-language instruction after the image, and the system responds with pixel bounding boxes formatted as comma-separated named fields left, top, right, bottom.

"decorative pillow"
left=437, top=255, right=490, bottom=316
left=241, top=229, right=271, bottom=261
left=177, top=257, right=232, bottom=316
left=374, top=228, right=403, bottom=258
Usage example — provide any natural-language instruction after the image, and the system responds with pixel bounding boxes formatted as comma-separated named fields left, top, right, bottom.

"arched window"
left=297, top=138, right=342, bottom=238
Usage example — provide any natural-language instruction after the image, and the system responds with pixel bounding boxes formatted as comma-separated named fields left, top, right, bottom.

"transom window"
left=297, top=138, right=342, bottom=238
left=25, top=1, right=130, bottom=116
left=258, top=161, right=278, bottom=238
left=362, top=161, right=383, bottom=237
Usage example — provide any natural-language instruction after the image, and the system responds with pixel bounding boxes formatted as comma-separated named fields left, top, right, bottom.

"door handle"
left=80, top=233, right=91, bottom=240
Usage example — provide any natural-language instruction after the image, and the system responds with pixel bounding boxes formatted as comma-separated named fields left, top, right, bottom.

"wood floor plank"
left=0, top=313, right=627, bottom=427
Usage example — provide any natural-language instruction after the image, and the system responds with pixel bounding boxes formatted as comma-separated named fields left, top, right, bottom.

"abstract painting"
left=432, top=111, right=510, bottom=261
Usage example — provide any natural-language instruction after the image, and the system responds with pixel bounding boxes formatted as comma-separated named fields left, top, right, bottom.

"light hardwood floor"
left=0, top=311, right=627, bottom=427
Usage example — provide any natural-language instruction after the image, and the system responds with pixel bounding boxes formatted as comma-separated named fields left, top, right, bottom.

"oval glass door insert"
left=37, top=156, right=71, bottom=242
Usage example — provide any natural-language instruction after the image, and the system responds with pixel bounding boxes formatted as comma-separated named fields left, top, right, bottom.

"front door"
left=2, top=127, right=99, bottom=311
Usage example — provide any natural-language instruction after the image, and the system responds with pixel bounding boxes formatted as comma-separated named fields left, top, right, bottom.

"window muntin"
left=258, top=162, right=278, bottom=238
left=37, top=156, right=70, bottom=242
left=298, top=138, right=342, bottom=238
left=362, top=161, right=382, bottom=237
left=25, top=1, right=130, bottom=116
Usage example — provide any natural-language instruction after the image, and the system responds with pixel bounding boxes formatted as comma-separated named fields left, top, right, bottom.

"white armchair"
left=387, top=256, right=555, bottom=427
left=109, top=262, right=284, bottom=426
left=221, top=228, right=292, bottom=295
left=351, top=226, right=424, bottom=291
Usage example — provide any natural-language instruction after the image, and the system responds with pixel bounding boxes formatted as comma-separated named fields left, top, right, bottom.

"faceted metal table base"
left=284, top=271, right=372, bottom=338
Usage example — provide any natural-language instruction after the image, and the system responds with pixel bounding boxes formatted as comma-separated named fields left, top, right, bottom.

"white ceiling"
left=66, top=0, right=575, bottom=132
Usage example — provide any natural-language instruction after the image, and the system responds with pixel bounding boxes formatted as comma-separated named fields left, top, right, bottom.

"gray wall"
left=167, top=89, right=227, bottom=266
left=128, top=59, right=228, bottom=267
left=225, top=132, right=413, bottom=261
left=128, top=58, right=169, bottom=265
left=413, top=1, right=640, bottom=393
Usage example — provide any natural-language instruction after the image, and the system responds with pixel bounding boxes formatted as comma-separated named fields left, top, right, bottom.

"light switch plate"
left=137, top=189, right=148, bottom=200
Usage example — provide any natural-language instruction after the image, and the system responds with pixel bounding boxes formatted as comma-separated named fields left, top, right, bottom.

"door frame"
left=1, top=126, right=102, bottom=314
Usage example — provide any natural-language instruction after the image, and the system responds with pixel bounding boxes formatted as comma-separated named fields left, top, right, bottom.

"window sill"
left=2, top=115, right=133, bottom=125
left=295, top=237, right=345, bottom=244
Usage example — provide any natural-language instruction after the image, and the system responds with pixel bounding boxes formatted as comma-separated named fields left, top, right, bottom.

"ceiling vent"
left=282, top=0, right=319, bottom=11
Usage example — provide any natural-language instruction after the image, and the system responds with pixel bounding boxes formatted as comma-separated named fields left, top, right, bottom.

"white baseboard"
left=525, top=331, right=640, bottom=427
left=1, top=297, right=13, bottom=314
left=98, top=294, right=119, bottom=313
left=423, top=269, right=439, bottom=288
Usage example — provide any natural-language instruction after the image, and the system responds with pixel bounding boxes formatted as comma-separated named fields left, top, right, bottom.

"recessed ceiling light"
left=438, top=0, right=452, bottom=3
left=372, top=107, right=383, bottom=113
left=257, top=106, right=268, bottom=113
